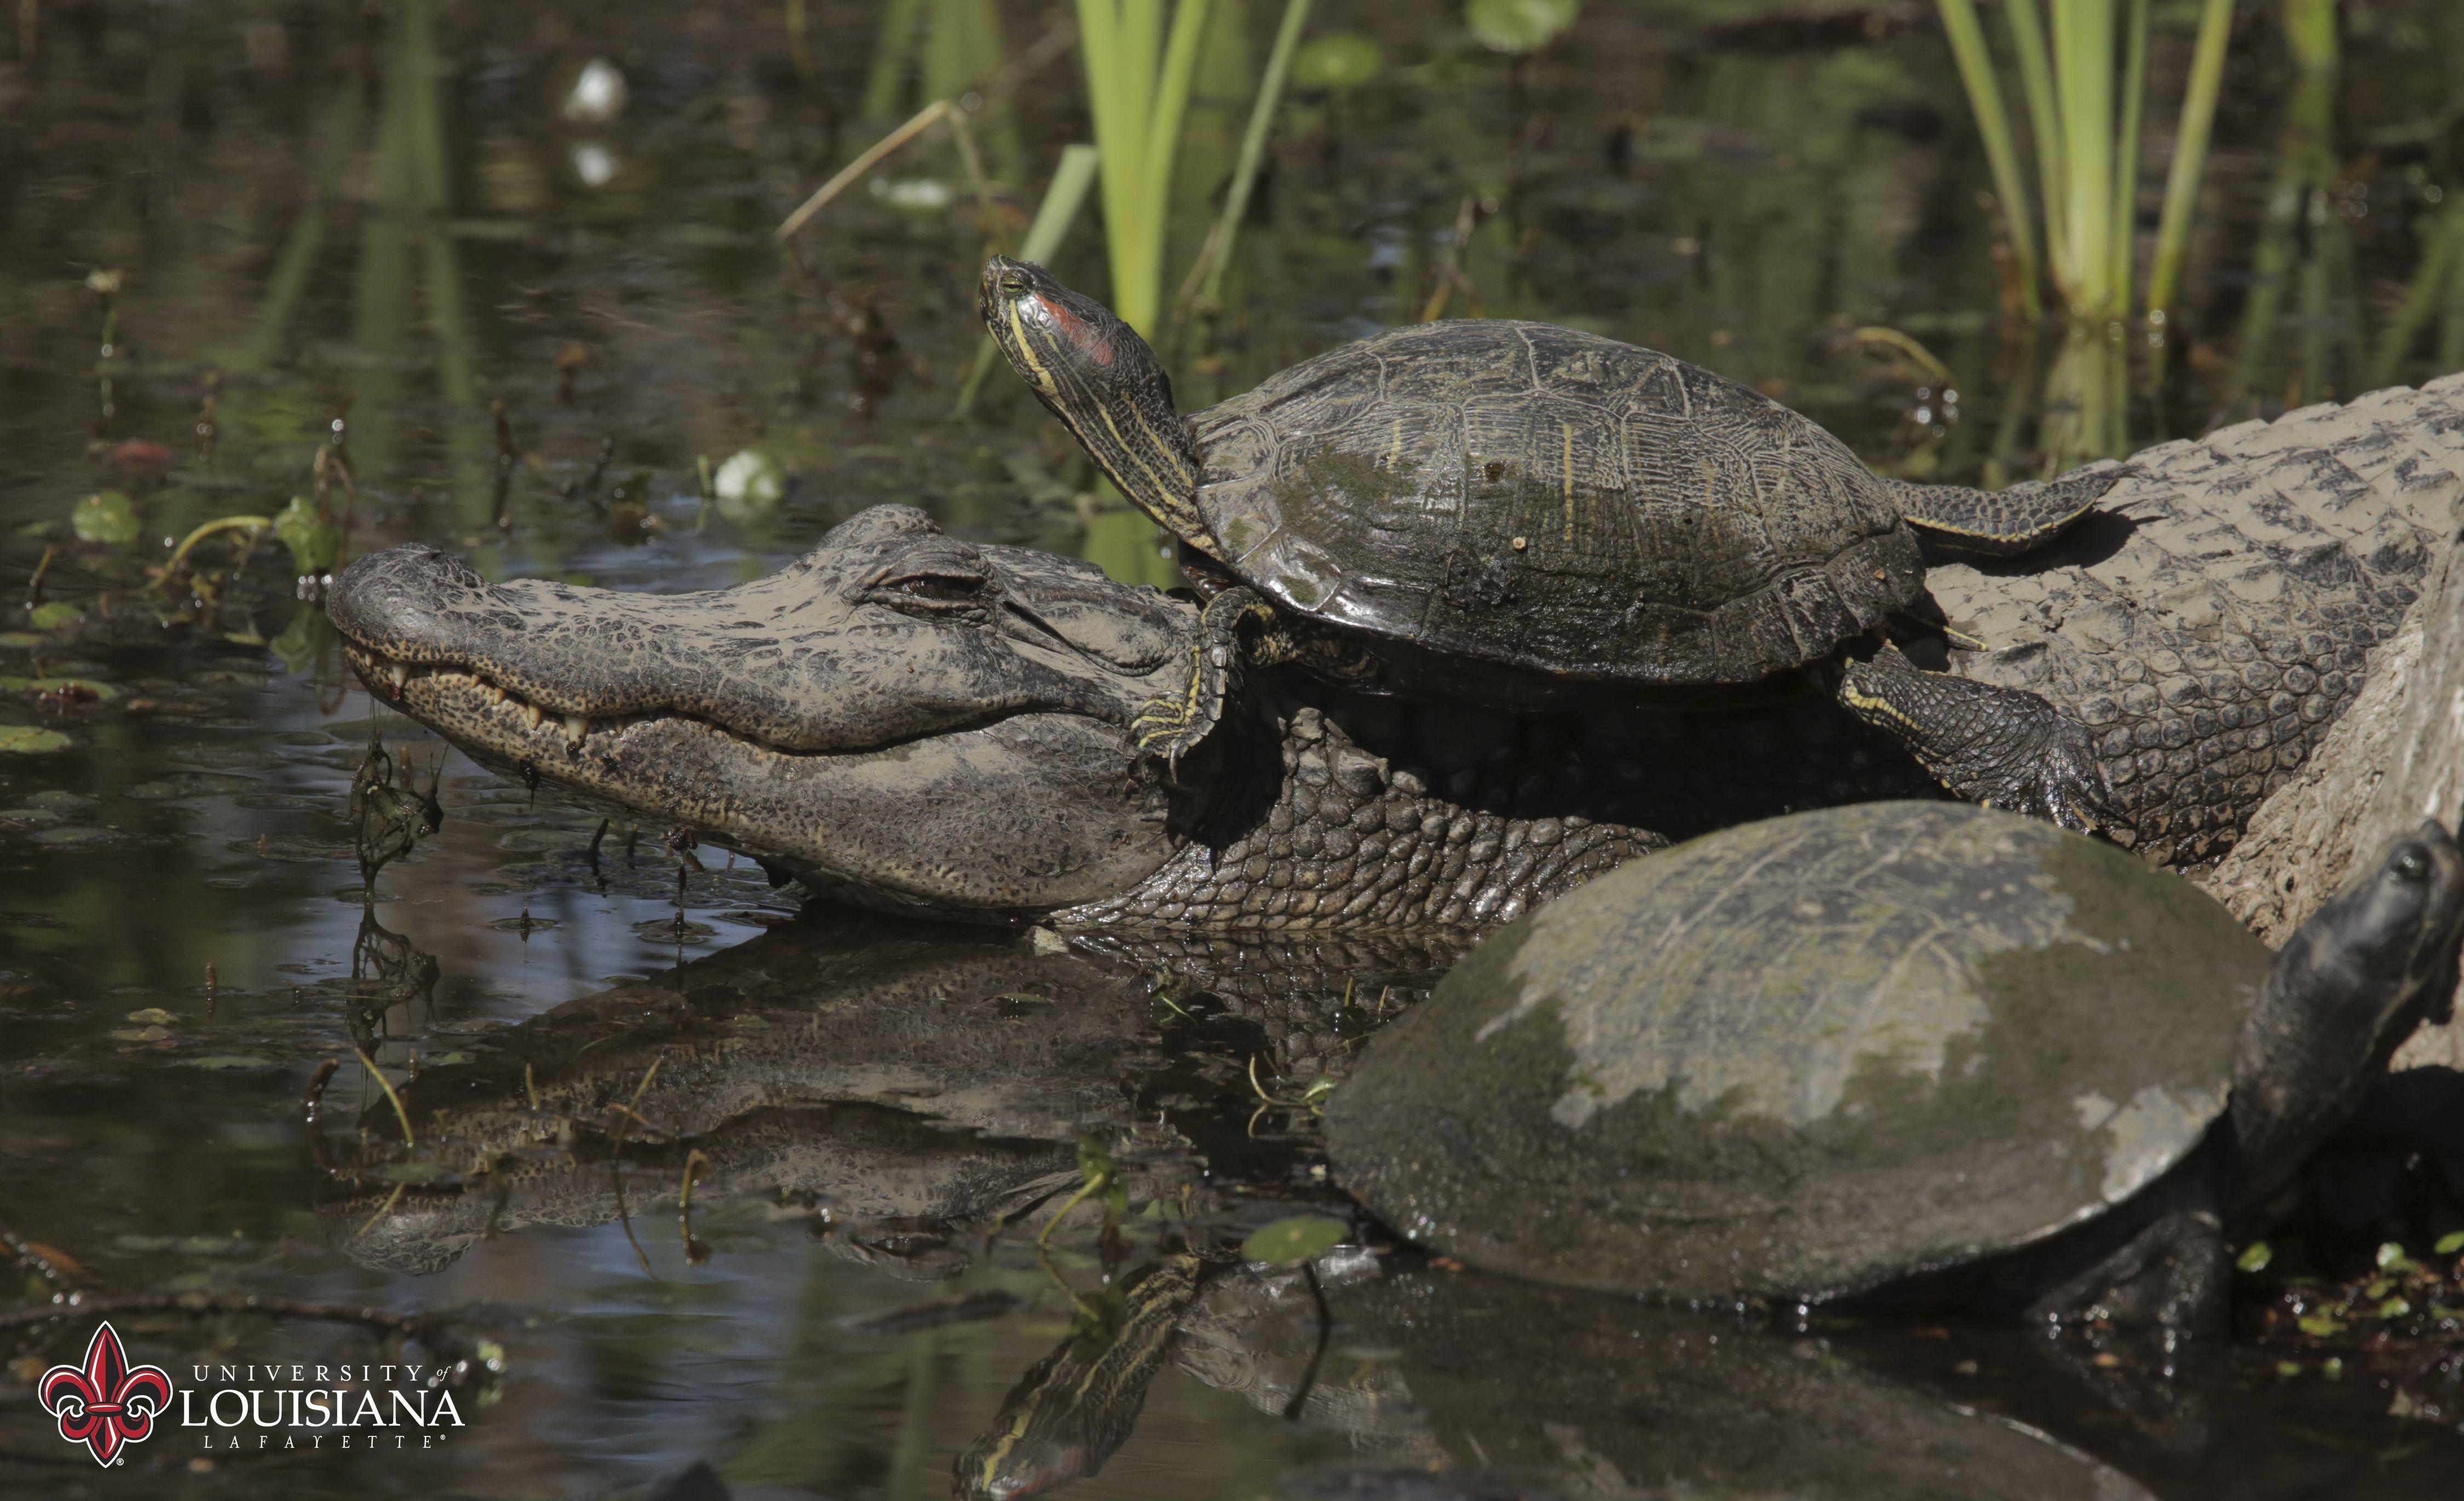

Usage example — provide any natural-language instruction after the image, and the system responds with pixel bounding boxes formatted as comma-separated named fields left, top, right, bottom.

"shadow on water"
left=2, top=0, right=2463, bottom=1496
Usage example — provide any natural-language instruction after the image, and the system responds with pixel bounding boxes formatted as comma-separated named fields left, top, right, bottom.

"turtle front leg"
left=1133, top=586, right=1293, bottom=771
left=1832, top=645, right=2121, bottom=834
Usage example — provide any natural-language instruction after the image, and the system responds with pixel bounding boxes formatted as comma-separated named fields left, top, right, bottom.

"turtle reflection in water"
left=1328, top=801, right=2464, bottom=1331
left=983, top=258, right=2126, bottom=831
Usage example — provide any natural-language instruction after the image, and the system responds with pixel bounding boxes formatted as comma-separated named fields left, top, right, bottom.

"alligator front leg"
left=1833, top=644, right=2121, bottom=835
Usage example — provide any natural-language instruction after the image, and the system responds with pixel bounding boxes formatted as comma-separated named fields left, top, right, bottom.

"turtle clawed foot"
left=1130, top=695, right=1211, bottom=777
left=2020, top=726, right=2124, bottom=838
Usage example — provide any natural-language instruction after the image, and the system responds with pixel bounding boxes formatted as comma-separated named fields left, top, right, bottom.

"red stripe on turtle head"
left=1026, top=293, right=1114, bottom=368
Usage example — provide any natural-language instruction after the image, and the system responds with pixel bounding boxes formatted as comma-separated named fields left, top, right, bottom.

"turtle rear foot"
left=1891, top=460, right=2128, bottom=557
left=2025, top=1208, right=2225, bottom=1334
left=1834, top=645, right=2121, bottom=835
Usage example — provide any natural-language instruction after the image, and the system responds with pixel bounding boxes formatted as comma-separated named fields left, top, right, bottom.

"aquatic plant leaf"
left=1240, top=1214, right=1346, bottom=1266
left=28, top=602, right=83, bottom=632
left=1293, top=33, right=1381, bottom=90
left=123, top=1008, right=177, bottom=1024
left=274, top=497, right=340, bottom=576
left=0, top=726, right=72, bottom=754
left=269, top=601, right=327, bottom=674
left=2236, top=1240, right=2273, bottom=1272
left=1466, top=0, right=1578, bottom=54
left=2437, top=1231, right=2464, bottom=1256
left=71, top=491, right=141, bottom=545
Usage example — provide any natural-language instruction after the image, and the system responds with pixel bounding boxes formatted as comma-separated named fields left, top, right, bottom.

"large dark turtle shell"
left=1191, top=321, right=1926, bottom=689
left=1323, top=801, right=2272, bottom=1302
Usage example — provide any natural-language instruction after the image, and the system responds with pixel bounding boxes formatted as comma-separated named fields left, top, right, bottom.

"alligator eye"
left=865, top=568, right=992, bottom=617
left=2393, top=845, right=2430, bottom=882
left=902, top=575, right=979, bottom=601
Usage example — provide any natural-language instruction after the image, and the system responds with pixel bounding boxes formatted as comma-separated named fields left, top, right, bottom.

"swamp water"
left=3, top=1, right=2464, bottom=1496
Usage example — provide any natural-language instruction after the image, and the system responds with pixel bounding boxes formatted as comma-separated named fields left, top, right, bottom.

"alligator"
left=326, top=376, right=2464, bottom=931
left=328, top=503, right=1663, bottom=933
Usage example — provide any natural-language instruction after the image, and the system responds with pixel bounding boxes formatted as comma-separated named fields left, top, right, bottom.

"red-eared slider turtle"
left=1322, top=801, right=2464, bottom=1330
left=982, top=258, right=2128, bottom=832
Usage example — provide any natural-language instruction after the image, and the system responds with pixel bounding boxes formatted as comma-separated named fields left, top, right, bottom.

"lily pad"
left=179, top=1054, right=277, bottom=1071
left=124, top=1007, right=179, bottom=1024
left=1240, top=1214, right=1348, bottom=1267
left=71, top=491, right=142, bottom=545
left=0, top=726, right=73, bottom=754
left=1466, top=0, right=1579, bottom=54
left=27, top=602, right=83, bottom=632
left=1293, top=33, right=1381, bottom=90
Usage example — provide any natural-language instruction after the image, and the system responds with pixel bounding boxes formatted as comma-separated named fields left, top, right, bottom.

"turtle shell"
left=1190, top=321, right=1925, bottom=688
left=1323, top=800, right=2272, bottom=1302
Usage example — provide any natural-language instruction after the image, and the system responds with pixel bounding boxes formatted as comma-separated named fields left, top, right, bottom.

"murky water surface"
left=3, top=2, right=2463, bottom=1496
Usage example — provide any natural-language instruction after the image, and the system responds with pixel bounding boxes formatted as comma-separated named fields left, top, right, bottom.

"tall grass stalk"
left=1179, top=0, right=1312, bottom=324
left=1935, top=0, right=2040, bottom=319
left=2144, top=0, right=2236, bottom=334
left=1934, top=0, right=2233, bottom=327
left=1076, top=0, right=1216, bottom=337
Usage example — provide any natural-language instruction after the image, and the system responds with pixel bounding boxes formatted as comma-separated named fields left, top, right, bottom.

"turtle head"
left=2229, top=820, right=2464, bottom=1210
left=979, top=257, right=1211, bottom=554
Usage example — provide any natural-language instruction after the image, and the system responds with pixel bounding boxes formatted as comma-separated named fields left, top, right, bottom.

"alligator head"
left=329, top=505, right=1198, bottom=915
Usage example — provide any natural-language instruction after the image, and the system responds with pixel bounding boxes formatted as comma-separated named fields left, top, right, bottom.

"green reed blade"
left=865, top=0, right=928, bottom=118
left=2145, top=0, right=2235, bottom=331
left=2001, top=0, right=2068, bottom=298
left=1138, top=0, right=1216, bottom=325
left=2108, top=0, right=2148, bottom=320
left=1196, top=0, right=1312, bottom=315
left=1076, top=0, right=1213, bottom=338
left=1933, top=0, right=2039, bottom=321
left=2051, top=0, right=2118, bottom=313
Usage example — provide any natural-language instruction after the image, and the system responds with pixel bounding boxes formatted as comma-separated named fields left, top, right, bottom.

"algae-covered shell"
left=1324, top=800, right=2272, bottom=1302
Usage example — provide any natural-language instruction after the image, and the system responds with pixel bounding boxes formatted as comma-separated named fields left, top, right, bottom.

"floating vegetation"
left=2248, top=1236, right=2464, bottom=1424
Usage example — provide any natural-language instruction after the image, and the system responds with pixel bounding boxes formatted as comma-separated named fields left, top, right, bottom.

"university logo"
left=37, top=1322, right=175, bottom=1468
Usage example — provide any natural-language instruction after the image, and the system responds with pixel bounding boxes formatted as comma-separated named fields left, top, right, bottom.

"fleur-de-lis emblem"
left=38, top=1321, right=175, bottom=1468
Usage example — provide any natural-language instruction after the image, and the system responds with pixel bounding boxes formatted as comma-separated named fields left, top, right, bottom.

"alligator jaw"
left=344, top=644, right=1184, bottom=919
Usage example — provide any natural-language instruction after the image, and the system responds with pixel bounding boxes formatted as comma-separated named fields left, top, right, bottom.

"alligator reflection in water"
left=314, top=910, right=1445, bottom=1271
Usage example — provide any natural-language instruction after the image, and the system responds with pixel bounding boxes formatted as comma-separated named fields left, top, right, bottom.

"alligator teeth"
left=562, top=714, right=588, bottom=748
left=517, top=702, right=543, bottom=730
left=386, top=663, right=408, bottom=696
